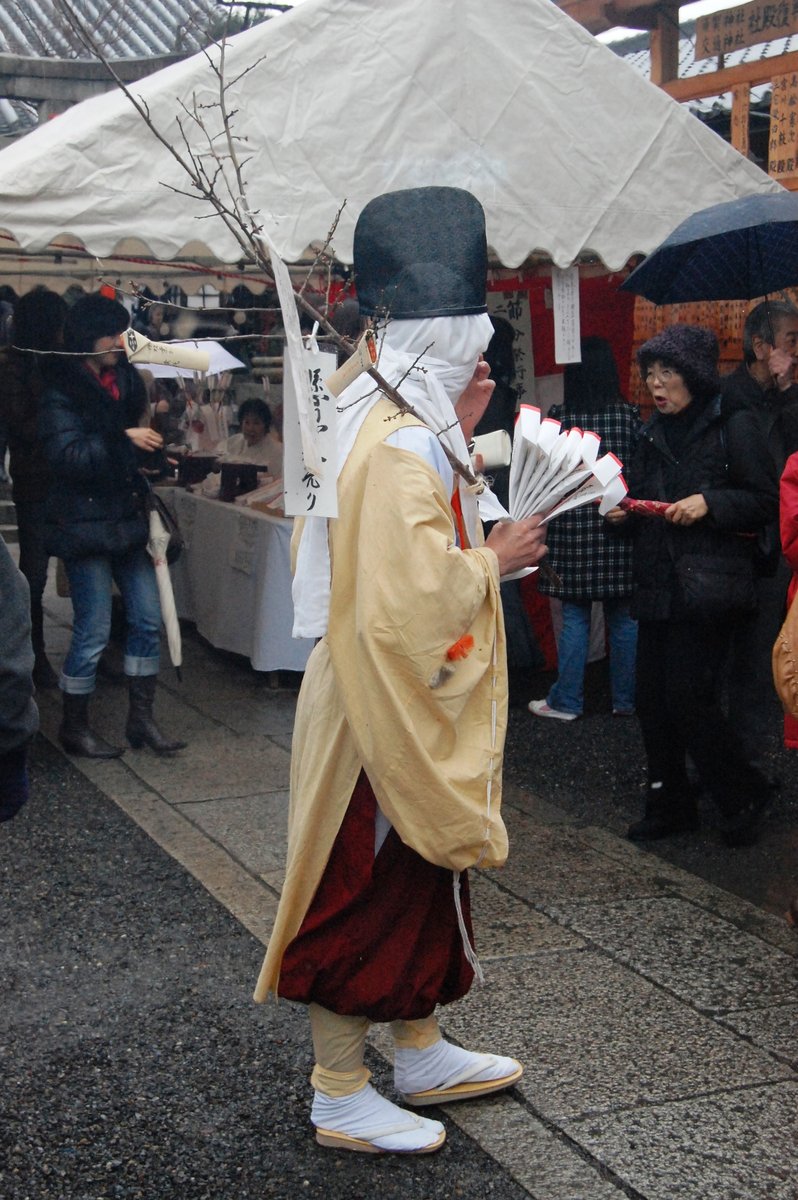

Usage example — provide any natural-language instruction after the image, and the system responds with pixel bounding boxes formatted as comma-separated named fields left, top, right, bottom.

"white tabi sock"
left=394, top=1038, right=518, bottom=1095
left=311, top=1082, right=445, bottom=1152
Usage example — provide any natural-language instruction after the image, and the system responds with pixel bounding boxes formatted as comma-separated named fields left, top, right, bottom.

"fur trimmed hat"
left=354, top=186, right=488, bottom=320
left=63, top=294, right=130, bottom=356
left=637, top=324, right=719, bottom=401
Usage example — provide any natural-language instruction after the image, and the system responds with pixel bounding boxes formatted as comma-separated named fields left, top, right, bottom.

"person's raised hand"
left=769, top=346, right=797, bottom=391
left=485, top=515, right=547, bottom=576
left=126, top=427, right=164, bottom=452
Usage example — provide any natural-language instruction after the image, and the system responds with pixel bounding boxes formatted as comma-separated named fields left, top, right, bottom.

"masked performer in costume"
left=254, top=187, right=547, bottom=1155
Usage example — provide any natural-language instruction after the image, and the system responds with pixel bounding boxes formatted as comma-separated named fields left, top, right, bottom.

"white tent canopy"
left=0, top=0, right=782, bottom=275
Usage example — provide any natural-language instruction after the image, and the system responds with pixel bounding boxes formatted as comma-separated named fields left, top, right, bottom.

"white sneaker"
left=528, top=699, right=578, bottom=722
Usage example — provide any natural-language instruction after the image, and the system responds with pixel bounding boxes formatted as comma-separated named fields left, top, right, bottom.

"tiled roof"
left=0, top=96, right=37, bottom=137
left=611, top=18, right=798, bottom=110
left=0, top=0, right=234, bottom=59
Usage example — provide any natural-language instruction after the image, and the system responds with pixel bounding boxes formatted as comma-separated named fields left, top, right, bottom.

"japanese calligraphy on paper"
left=283, top=346, right=339, bottom=518
left=551, top=265, right=581, bottom=365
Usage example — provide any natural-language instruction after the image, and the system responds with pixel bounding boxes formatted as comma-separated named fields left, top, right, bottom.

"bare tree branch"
left=49, top=0, right=482, bottom=490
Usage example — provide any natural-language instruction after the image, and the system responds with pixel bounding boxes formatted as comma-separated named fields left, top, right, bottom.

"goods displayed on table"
left=235, top=477, right=286, bottom=517
left=161, top=488, right=313, bottom=674
left=176, top=453, right=220, bottom=486
left=172, top=448, right=282, bottom=507
left=182, top=390, right=231, bottom=453
left=219, top=462, right=268, bottom=502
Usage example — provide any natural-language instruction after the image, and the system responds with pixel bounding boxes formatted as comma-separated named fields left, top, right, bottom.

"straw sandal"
left=314, top=1122, right=446, bottom=1154
left=311, top=1084, right=446, bottom=1154
left=400, top=1058, right=523, bottom=1107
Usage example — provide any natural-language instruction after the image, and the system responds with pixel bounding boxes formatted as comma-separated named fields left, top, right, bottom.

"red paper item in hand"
left=619, top=497, right=671, bottom=517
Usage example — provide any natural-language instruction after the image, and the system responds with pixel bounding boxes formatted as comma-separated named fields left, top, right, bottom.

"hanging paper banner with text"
left=283, top=345, right=339, bottom=518
left=256, top=233, right=321, bottom=476
left=551, top=265, right=581, bottom=365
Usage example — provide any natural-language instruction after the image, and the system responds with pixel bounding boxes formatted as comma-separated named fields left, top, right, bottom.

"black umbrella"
left=620, top=189, right=798, bottom=304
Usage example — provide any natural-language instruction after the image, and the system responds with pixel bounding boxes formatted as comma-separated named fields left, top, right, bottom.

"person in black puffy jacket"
left=606, top=325, right=776, bottom=847
left=39, top=294, right=185, bottom=759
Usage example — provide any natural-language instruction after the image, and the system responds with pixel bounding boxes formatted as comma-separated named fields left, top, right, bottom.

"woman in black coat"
left=607, top=325, right=777, bottom=846
left=39, top=294, right=185, bottom=759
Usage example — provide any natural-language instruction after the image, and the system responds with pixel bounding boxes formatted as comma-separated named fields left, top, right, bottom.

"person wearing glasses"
left=606, top=325, right=776, bottom=847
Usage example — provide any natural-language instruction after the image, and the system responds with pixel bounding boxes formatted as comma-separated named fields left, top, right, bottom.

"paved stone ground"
left=3, top=574, right=797, bottom=1199
left=506, top=659, right=798, bottom=919
left=1, top=738, right=533, bottom=1200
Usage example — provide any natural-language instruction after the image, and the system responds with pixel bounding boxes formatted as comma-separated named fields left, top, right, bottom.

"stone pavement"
left=33, top=583, right=798, bottom=1200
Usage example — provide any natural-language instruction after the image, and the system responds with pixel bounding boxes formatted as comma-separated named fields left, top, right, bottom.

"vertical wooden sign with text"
left=731, top=84, right=750, bottom=160
left=769, top=73, right=798, bottom=180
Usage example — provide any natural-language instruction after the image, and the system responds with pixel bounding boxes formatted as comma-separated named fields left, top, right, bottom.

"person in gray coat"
left=0, top=533, right=39, bottom=821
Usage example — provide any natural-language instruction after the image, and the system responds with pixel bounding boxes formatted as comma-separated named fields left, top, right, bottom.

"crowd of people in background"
left=517, top=303, right=798, bottom=856
left=2, top=281, right=798, bottom=872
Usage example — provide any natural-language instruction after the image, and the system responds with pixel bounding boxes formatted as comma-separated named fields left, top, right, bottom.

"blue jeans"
left=548, top=600, right=638, bottom=716
left=61, top=546, right=161, bottom=694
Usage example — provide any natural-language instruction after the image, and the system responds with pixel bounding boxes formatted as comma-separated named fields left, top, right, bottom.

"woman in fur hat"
left=607, top=324, right=776, bottom=846
left=39, top=294, right=186, bottom=759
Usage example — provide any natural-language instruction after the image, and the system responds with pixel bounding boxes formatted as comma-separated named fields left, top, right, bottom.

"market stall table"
left=162, top=488, right=313, bottom=673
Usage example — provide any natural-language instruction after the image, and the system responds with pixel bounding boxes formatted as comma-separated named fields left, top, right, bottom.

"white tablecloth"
left=164, top=488, right=314, bottom=673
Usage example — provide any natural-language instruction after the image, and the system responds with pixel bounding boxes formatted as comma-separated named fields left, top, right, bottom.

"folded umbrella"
left=146, top=506, right=183, bottom=679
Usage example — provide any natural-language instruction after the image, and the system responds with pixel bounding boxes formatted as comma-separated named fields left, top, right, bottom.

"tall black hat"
left=354, top=186, right=488, bottom=320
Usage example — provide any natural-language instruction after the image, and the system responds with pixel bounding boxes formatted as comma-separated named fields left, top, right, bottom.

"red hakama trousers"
left=278, top=772, right=475, bottom=1022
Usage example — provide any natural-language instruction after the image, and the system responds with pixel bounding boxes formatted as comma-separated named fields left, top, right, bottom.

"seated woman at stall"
left=216, top=397, right=283, bottom=476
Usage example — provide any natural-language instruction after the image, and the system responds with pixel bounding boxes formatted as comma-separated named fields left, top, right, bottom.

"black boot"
left=125, top=676, right=186, bottom=754
left=59, top=693, right=124, bottom=759
left=627, top=783, right=700, bottom=842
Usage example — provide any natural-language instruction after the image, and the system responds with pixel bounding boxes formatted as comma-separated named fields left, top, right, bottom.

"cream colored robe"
left=254, top=399, right=508, bottom=1002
